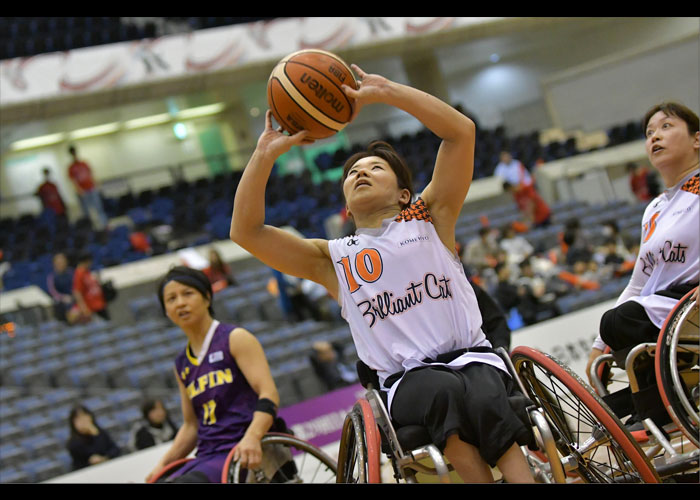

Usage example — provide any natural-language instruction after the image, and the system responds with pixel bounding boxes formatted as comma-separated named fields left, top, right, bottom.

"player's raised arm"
left=229, top=111, right=338, bottom=295
left=342, top=64, right=476, bottom=246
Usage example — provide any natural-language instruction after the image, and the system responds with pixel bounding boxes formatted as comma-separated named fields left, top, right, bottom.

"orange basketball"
left=267, top=49, right=358, bottom=140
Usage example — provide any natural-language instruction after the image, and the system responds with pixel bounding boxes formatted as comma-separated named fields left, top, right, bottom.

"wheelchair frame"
left=588, top=288, right=699, bottom=480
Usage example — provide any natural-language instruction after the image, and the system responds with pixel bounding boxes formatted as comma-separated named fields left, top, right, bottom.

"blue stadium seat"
left=19, top=433, right=63, bottom=460
left=128, top=295, right=162, bottom=322
left=106, top=390, right=142, bottom=409
left=126, top=365, right=164, bottom=390
left=112, top=407, right=142, bottom=430
left=555, top=294, right=579, bottom=315
left=82, top=396, right=114, bottom=418
left=17, top=414, right=56, bottom=435
left=66, top=366, right=109, bottom=389
left=0, top=442, right=30, bottom=470
left=43, top=388, right=81, bottom=407
left=90, top=344, right=120, bottom=363
left=47, top=404, right=74, bottom=424
left=100, top=358, right=127, bottom=388
left=0, top=465, right=32, bottom=483
left=10, top=365, right=53, bottom=388
left=120, top=351, right=152, bottom=368
left=88, top=331, right=117, bottom=348
left=0, top=402, right=21, bottom=422
left=21, top=456, right=67, bottom=483
left=62, top=338, right=90, bottom=354
left=14, top=396, right=51, bottom=414
left=52, top=450, right=73, bottom=475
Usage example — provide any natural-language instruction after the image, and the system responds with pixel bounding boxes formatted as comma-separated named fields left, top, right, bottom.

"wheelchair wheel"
left=655, top=288, right=700, bottom=448
left=147, top=458, right=193, bottom=483
left=511, top=346, right=660, bottom=483
left=224, top=433, right=337, bottom=483
left=336, top=399, right=382, bottom=483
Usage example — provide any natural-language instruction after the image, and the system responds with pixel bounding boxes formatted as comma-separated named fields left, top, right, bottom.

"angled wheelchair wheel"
left=511, top=346, right=660, bottom=483
left=223, top=433, right=337, bottom=483
left=656, top=288, right=700, bottom=448
left=336, top=399, right=382, bottom=483
left=147, top=458, right=193, bottom=483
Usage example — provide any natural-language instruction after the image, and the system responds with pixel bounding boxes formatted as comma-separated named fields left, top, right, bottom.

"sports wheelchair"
left=587, top=287, right=699, bottom=481
left=148, top=431, right=337, bottom=483
left=336, top=347, right=567, bottom=484
left=336, top=338, right=673, bottom=483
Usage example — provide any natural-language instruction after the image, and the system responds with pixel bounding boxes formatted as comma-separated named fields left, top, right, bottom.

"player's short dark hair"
left=643, top=101, right=699, bottom=135
left=157, top=265, right=214, bottom=316
left=341, top=141, right=415, bottom=210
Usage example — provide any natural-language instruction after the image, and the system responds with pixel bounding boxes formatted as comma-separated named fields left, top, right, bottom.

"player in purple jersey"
left=146, top=266, right=281, bottom=483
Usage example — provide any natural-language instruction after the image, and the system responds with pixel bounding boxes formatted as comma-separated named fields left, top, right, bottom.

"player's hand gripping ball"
left=267, top=49, right=358, bottom=140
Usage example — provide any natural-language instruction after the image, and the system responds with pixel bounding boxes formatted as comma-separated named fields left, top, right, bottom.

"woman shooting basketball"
left=230, top=64, right=535, bottom=483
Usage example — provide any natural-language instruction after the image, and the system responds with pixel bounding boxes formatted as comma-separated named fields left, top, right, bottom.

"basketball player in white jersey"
left=230, top=64, right=535, bottom=483
left=586, top=102, right=699, bottom=429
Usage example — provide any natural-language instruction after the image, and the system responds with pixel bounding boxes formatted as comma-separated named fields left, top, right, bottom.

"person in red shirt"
left=72, top=253, right=110, bottom=321
left=67, top=145, right=109, bottom=229
left=202, top=248, right=237, bottom=293
left=503, top=181, right=551, bottom=228
left=36, top=168, right=67, bottom=217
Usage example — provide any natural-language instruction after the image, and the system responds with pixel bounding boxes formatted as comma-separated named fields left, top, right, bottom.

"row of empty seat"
left=0, top=17, right=279, bottom=61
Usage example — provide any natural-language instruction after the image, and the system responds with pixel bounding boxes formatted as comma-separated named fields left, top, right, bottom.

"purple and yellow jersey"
left=174, top=321, right=258, bottom=455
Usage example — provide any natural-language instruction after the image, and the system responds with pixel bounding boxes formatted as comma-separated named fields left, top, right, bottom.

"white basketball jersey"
left=327, top=199, right=508, bottom=410
left=627, top=170, right=699, bottom=326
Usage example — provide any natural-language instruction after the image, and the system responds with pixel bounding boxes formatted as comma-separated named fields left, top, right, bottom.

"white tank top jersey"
left=592, top=170, right=699, bottom=351
left=628, top=170, right=699, bottom=326
left=327, top=199, right=508, bottom=411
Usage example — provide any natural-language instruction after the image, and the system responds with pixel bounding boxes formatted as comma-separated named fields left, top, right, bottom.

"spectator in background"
left=66, top=405, right=121, bottom=471
left=515, top=258, right=559, bottom=325
left=73, top=253, right=110, bottom=321
left=493, top=262, right=520, bottom=314
left=598, top=220, right=632, bottom=259
left=494, top=151, right=533, bottom=189
left=309, top=340, right=358, bottom=391
left=128, top=398, right=178, bottom=452
left=499, top=224, right=534, bottom=266
left=629, top=161, right=662, bottom=201
left=203, top=248, right=237, bottom=293
left=35, top=167, right=67, bottom=218
left=464, top=227, right=499, bottom=274
left=47, top=252, right=80, bottom=324
left=562, top=219, right=594, bottom=267
left=270, top=270, right=323, bottom=322
left=67, top=145, right=109, bottom=230
left=129, top=226, right=153, bottom=256
left=627, top=162, right=652, bottom=202
left=503, top=181, right=551, bottom=229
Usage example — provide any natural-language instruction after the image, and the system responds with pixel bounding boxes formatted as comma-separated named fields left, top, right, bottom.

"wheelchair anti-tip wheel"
left=336, top=399, right=382, bottom=483
left=223, top=433, right=338, bottom=483
left=511, top=346, right=661, bottom=483
left=656, top=288, right=700, bottom=448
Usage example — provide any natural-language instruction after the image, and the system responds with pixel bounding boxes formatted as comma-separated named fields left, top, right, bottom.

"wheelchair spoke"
left=512, top=347, right=660, bottom=483
left=656, top=291, right=700, bottom=448
left=225, top=433, right=337, bottom=483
